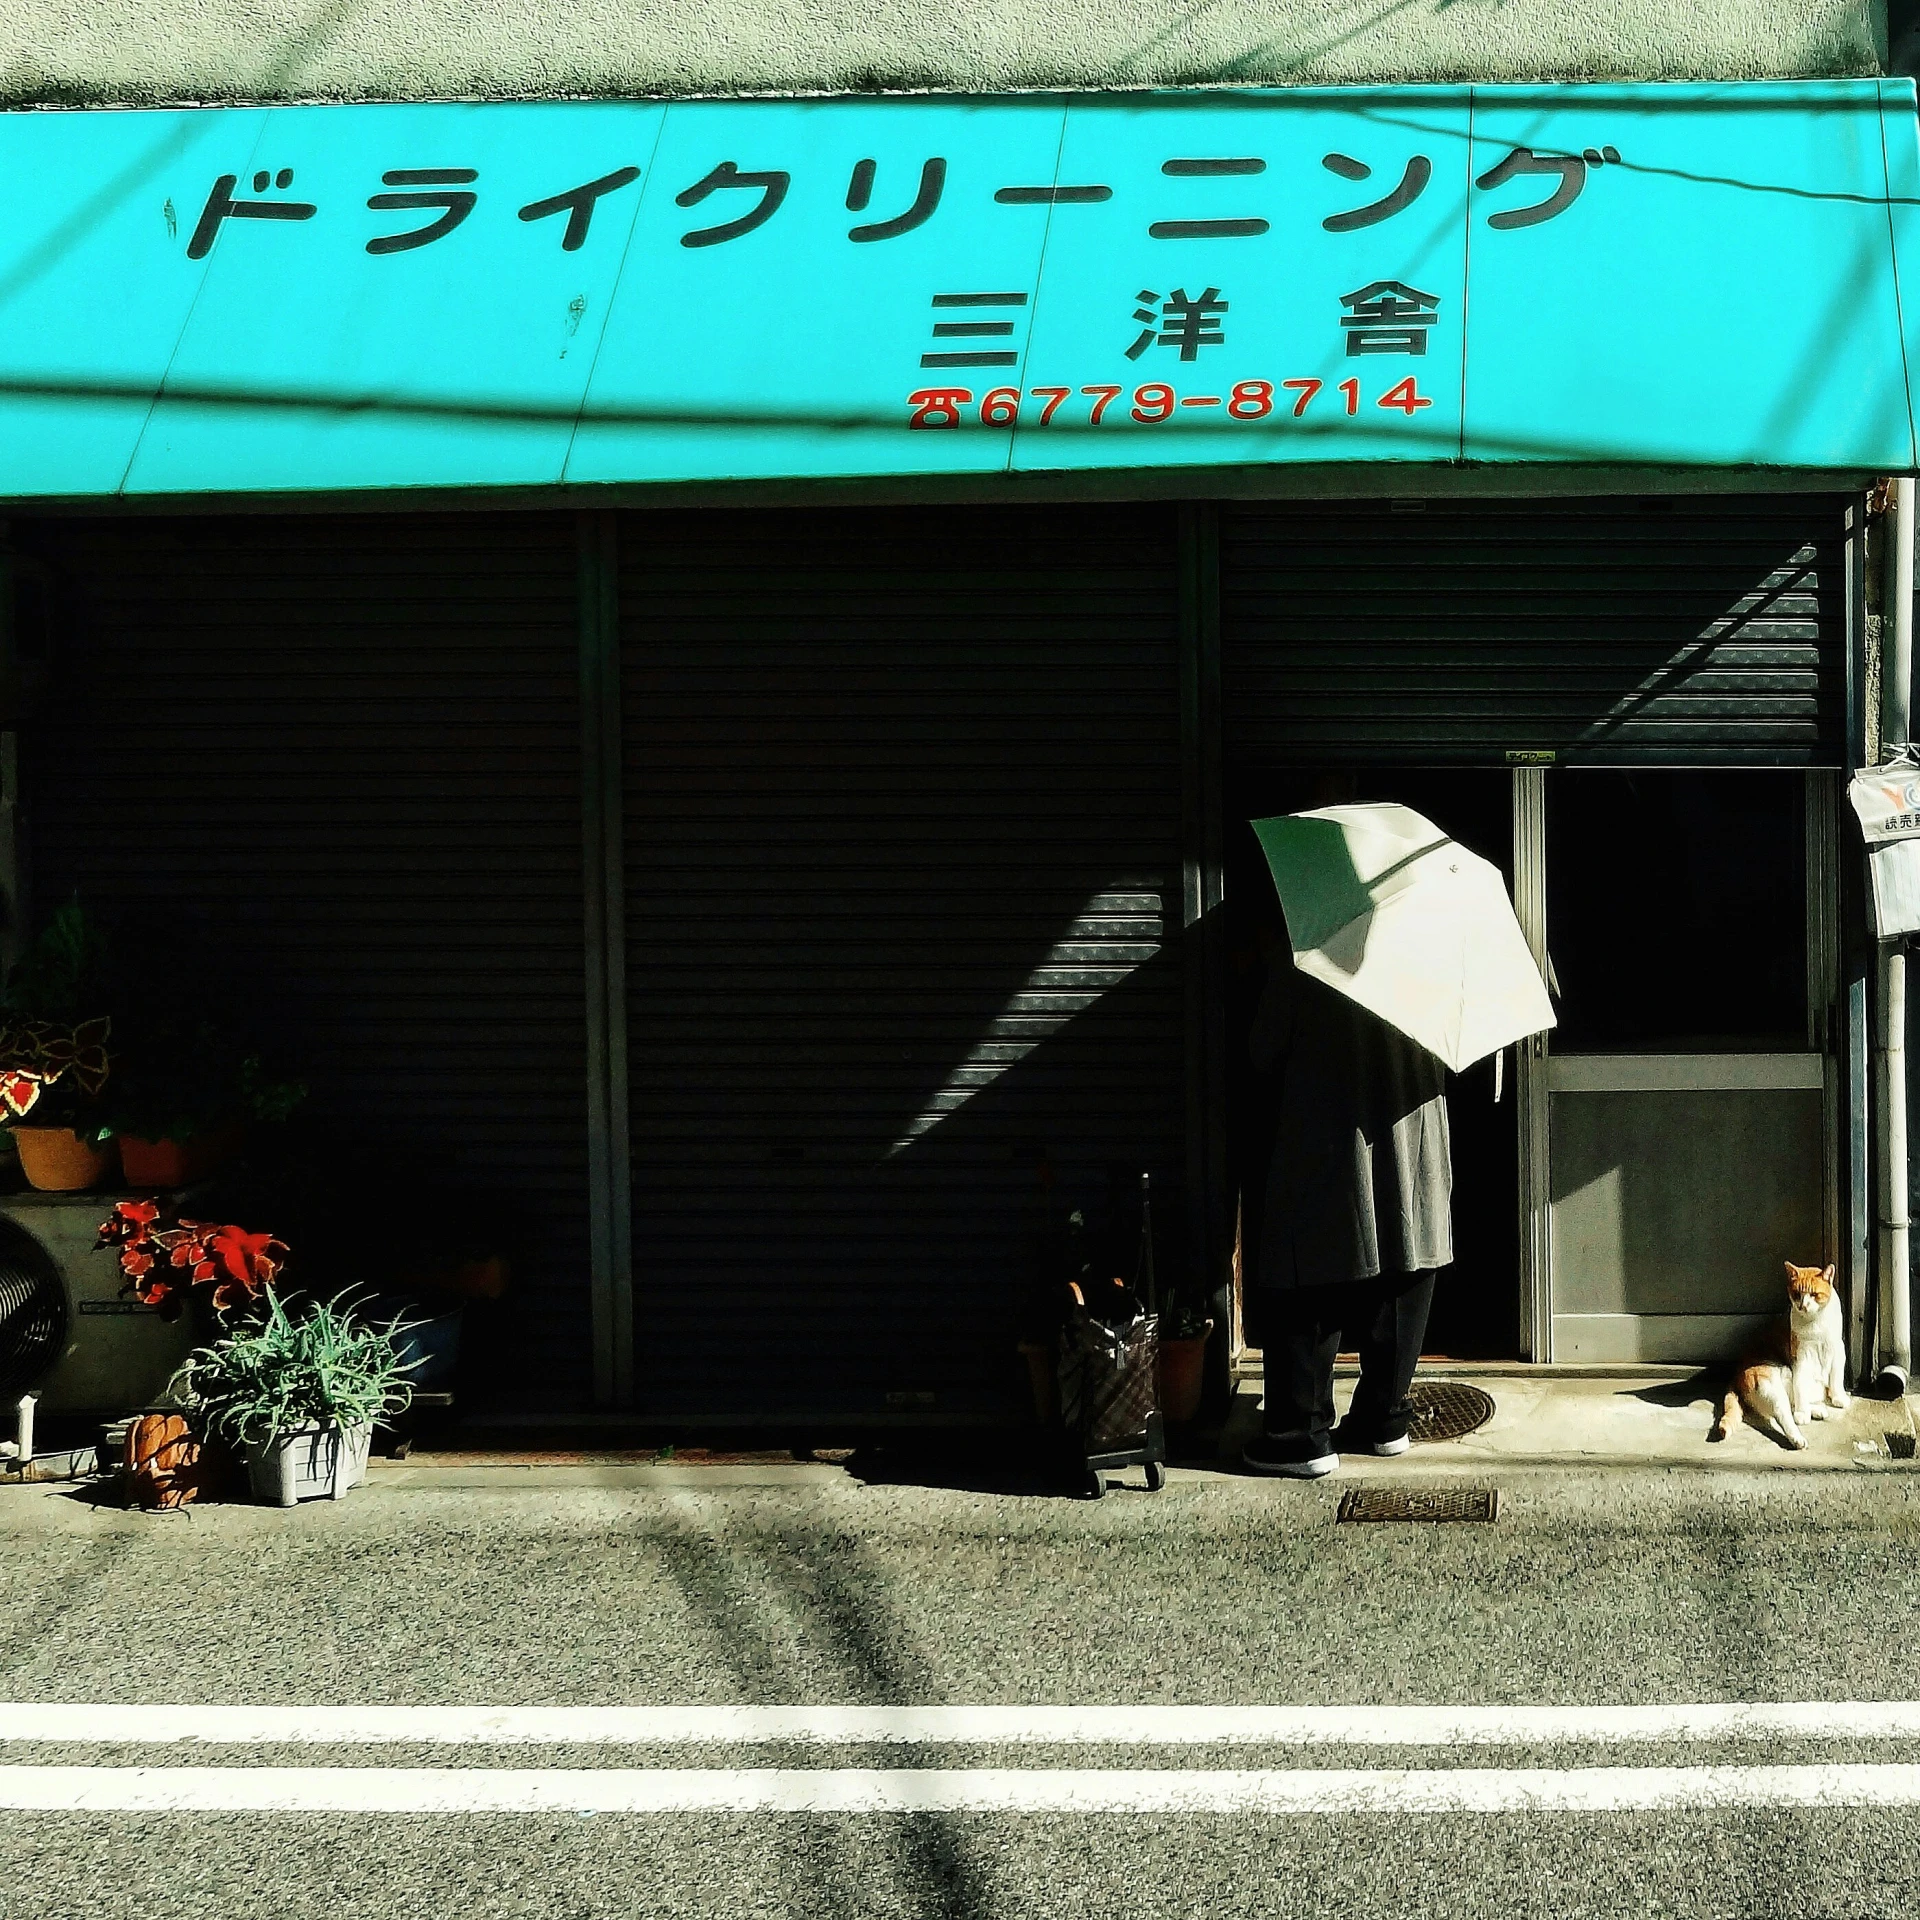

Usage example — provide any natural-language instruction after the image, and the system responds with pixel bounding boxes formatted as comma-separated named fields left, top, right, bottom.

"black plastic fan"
left=0, top=1218, right=68, bottom=1402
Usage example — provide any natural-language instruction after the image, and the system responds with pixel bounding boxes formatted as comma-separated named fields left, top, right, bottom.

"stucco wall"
left=0, top=0, right=1887, bottom=107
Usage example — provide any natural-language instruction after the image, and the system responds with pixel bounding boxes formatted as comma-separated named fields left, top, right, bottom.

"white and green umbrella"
left=1251, top=803, right=1555, bottom=1072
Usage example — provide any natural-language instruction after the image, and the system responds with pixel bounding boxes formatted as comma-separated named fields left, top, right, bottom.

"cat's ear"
left=1784, top=1260, right=1797, bottom=1277
left=1822, top=1265, right=1836, bottom=1285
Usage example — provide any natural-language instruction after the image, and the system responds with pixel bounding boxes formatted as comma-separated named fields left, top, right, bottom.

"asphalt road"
left=6, top=1462, right=1920, bottom=1918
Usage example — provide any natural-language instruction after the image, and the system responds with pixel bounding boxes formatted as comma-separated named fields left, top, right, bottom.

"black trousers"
left=1262, top=1270, right=1438, bottom=1456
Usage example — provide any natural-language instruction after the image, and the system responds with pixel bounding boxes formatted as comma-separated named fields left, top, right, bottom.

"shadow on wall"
left=15, top=499, right=1193, bottom=1427
left=621, top=501, right=1190, bottom=1426
left=628, top=942, right=1190, bottom=1426
left=18, top=510, right=593, bottom=1412
left=1219, top=496, right=1844, bottom=766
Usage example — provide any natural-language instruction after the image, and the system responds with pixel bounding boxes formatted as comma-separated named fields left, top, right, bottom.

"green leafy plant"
left=0, top=903, right=115, bottom=1135
left=168, top=1291, right=416, bottom=1452
left=1160, top=1290, right=1214, bottom=1342
left=237, top=1051, right=306, bottom=1127
left=3, top=901, right=111, bottom=1024
left=104, top=1015, right=305, bottom=1145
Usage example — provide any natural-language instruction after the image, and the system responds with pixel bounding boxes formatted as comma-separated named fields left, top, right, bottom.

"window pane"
left=1546, top=770, right=1805, bottom=1050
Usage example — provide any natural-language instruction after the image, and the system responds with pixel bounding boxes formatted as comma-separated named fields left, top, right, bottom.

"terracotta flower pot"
left=117, top=1129, right=240, bottom=1189
left=1156, top=1320, right=1216, bottom=1426
left=13, top=1126, right=115, bottom=1192
left=123, top=1412, right=208, bottom=1510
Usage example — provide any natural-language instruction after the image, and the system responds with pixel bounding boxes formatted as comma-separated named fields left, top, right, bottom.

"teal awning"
left=3, top=80, right=1918, bottom=499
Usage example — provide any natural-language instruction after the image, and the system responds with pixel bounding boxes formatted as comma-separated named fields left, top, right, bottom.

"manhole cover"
left=1338, top=1486, right=1499, bottom=1524
left=1406, top=1381, right=1496, bottom=1444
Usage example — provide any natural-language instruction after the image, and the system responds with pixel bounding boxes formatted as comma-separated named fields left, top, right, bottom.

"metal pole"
left=1881, top=947, right=1910, bottom=1387
left=1879, top=477, right=1914, bottom=1390
left=1177, top=504, right=1229, bottom=1408
left=1885, top=478, right=1915, bottom=756
left=578, top=512, right=633, bottom=1409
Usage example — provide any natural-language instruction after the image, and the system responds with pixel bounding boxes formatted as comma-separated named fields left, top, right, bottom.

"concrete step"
left=1216, top=1372, right=1920, bottom=1472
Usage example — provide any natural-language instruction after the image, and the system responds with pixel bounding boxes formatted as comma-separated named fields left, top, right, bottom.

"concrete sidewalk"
left=1219, top=1366, right=1920, bottom=1473
left=10, top=1367, right=1900, bottom=1498
left=317, top=1371, right=1920, bottom=1494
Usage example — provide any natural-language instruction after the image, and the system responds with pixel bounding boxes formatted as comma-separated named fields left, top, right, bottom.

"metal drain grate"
left=1338, top=1486, right=1499, bottom=1524
left=1888, top=1431, right=1917, bottom=1461
left=1406, top=1381, right=1497, bottom=1444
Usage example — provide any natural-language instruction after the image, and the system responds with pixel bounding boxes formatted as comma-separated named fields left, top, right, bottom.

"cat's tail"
left=1710, top=1389, right=1742, bottom=1442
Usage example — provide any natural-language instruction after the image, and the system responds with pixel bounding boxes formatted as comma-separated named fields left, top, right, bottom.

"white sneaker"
left=1241, top=1441, right=1339, bottom=1477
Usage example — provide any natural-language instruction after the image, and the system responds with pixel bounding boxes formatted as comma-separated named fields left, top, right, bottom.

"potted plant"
left=1156, top=1292, right=1216, bottom=1427
left=106, top=1018, right=305, bottom=1188
left=120, top=1411, right=226, bottom=1510
left=169, top=1291, right=415, bottom=1506
left=98, top=1198, right=289, bottom=1319
left=98, top=1199, right=291, bottom=1503
left=0, top=1014, right=114, bottom=1188
left=0, top=903, right=116, bottom=1190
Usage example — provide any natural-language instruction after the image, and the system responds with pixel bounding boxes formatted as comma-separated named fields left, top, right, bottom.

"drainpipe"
left=1880, top=477, right=1914, bottom=1392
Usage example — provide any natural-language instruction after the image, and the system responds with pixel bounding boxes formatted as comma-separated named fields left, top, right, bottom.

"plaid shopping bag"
left=1057, top=1289, right=1159, bottom=1450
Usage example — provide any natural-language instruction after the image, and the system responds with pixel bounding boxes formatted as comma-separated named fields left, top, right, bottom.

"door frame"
left=1511, top=767, right=1552, bottom=1361
left=1515, top=766, right=1842, bottom=1365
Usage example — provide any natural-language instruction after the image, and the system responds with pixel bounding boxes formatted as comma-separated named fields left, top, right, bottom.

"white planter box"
left=246, top=1422, right=373, bottom=1507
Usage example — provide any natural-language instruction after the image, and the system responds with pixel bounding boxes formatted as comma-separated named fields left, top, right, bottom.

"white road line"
left=5, top=1764, right=1920, bottom=1813
left=4, top=1702, right=1920, bottom=1747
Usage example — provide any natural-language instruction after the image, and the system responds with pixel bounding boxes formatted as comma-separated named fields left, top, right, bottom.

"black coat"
left=1247, top=966, right=1453, bottom=1302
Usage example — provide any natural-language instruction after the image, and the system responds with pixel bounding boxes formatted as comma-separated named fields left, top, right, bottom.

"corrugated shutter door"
left=25, top=513, right=590, bottom=1407
left=1223, top=496, right=1849, bottom=766
left=621, top=504, right=1185, bottom=1424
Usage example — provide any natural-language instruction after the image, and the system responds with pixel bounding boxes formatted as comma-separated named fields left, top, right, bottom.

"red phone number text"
left=905, top=376, right=1434, bottom=429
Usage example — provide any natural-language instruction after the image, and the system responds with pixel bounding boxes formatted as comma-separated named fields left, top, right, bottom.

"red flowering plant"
left=0, top=1016, right=112, bottom=1135
left=97, top=1199, right=287, bottom=1319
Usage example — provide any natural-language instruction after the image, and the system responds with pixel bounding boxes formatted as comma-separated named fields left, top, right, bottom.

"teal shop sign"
left=1, top=81, right=1917, bottom=498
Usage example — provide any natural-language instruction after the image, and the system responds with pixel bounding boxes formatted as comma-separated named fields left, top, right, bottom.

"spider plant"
left=168, top=1291, right=416, bottom=1452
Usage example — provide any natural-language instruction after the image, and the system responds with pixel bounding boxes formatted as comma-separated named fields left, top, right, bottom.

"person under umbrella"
left=1240, top=802, right=1553, bottom=1477
left=1241, top=953, right=1452, bottom=1475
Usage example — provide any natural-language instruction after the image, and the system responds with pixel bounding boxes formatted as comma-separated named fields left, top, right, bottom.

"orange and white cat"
left=1710, top=1261, right=1848, bottom=1449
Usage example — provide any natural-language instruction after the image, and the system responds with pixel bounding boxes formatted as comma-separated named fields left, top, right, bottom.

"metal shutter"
left=22, top=513, right=590, bottom=1408
left=1222, top=495, right=1850, bottom=767
left=620, top=503, right=1185, bottom=1424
